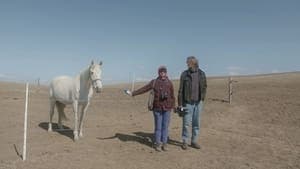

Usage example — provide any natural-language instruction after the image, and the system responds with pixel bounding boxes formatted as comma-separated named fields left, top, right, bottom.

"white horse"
left=48, top=61, right=103, bottom=141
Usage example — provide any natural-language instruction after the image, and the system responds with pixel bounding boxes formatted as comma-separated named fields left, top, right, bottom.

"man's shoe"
left=191, top=142, right=201, bottom=149
left=181, top=142, right=188, bottom=150
left=162, top=143, right=168, bottom=151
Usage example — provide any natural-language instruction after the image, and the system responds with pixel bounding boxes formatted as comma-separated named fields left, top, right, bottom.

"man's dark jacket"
left=178, top=68, right=207, bottom=107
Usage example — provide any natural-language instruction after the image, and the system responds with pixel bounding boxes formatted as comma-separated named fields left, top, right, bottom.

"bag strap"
left=152, top=79, right=157, bottom=89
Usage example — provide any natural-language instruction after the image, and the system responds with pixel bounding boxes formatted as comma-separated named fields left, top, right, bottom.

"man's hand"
left=174, top=106, right=188, bottom=117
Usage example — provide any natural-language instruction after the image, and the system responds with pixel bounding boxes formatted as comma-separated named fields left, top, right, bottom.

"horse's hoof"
left=48, top=123, right=52, bottom=132
left=74, top=132, right=79, bottom=141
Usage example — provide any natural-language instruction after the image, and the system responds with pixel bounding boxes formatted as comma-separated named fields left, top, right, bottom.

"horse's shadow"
left=98, top=131, right=182, bottom=148
left=38, top=122, right=73, bottom=140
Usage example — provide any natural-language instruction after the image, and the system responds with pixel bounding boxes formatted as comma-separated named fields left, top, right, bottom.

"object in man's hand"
left=124, top=89, right=132, bottom=96
left=175, top=107, right=188, bottom=117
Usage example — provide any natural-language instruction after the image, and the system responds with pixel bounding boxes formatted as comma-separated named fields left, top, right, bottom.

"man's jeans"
left=182, top=101, right=203, bottom=144
left=153, top=111, right=171, bottom=145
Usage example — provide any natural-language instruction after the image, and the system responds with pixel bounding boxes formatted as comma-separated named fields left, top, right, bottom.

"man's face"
left=186, top=60, right=193, bottom=68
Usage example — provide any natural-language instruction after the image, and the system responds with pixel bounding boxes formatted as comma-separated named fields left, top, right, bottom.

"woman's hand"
left=124, top=89, right=132, bottom=96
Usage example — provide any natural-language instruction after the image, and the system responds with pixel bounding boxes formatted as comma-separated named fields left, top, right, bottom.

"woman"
left=126, top=66, right=175, bottom=152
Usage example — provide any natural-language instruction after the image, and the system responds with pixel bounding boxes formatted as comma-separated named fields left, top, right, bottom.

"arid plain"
left=0, top=72, right=299, bottom=169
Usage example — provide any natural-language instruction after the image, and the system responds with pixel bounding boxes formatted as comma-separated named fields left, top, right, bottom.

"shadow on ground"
left=98, top=131, right=182, bottom=148
left=39, top=122, right=73, bottom=140
left=209, top=98, right=229, bottom=103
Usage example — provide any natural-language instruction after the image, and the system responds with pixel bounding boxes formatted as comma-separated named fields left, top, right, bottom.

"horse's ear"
left=91, top=60, right=94, bottom=65
left=99, top=61, right=103, bottom=66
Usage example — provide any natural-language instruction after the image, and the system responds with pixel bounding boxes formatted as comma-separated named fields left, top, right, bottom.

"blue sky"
left=0, top=0, right=299, bottom=84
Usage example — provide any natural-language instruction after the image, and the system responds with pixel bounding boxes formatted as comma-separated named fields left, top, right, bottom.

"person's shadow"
left=98, top=132, right=182, bottom=148
left=39, top=122, right=73, bottom=140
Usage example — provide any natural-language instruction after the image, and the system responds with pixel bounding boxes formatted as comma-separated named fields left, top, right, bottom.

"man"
left=125, top=66, right=175, bottom=152
left=177, top=56, right=207, bottom=150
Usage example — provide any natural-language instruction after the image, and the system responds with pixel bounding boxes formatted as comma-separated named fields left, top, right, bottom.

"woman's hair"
left=186, top=56, right=199, bottom=68
left=158, top=65, right=167, bottom=73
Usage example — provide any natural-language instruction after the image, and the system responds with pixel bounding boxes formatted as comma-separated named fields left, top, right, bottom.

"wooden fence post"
left=228, top=77, right=232, bottom=104
left=228, top=77, right=238, bottom=104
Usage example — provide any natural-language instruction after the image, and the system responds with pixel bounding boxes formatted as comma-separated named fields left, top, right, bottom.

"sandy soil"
left=0, top=72, right=299, bottom=169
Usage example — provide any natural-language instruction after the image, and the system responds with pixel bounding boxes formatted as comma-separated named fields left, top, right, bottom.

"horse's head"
left=89, top=61, right=103, bottom=93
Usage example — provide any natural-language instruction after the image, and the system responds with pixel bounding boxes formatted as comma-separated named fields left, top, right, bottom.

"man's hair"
left=186, top=56, right=199, bottom=68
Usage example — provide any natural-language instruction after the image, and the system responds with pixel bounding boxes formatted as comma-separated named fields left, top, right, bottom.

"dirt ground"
left=0, top=72, right=299, bottom=169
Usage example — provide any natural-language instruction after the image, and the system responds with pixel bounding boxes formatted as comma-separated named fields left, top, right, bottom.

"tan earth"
left=0, top=72, right=299, bottom=169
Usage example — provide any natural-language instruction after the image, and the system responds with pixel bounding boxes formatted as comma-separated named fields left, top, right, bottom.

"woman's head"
left=158, top=66, right=167, bottom=79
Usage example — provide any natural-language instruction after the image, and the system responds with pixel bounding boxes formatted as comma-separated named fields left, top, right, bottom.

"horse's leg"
left=48, top=100, right=55, bottom=132
left=72, top=101, right=79, bottom=141
left=56, top=102, right=66, bottom=129
left=79, top=102, right=90, bottom=138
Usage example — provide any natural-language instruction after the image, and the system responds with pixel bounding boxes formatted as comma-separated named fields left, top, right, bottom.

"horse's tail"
left=56, top=102, right=68, bottom=121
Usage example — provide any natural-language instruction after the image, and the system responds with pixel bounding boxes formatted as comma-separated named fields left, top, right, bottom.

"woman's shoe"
left=162, top=143, right=168, bottom=151
left=154, top=143, right=162, bottom=152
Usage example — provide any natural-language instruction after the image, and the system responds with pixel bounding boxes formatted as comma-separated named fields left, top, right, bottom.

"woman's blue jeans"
left=182, top=101, right=203, bottom=144
left=153, top=110, right=171, bottom=145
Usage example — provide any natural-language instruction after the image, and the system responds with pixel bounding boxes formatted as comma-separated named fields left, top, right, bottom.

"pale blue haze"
left=0, top=0, right=299, bottom=84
